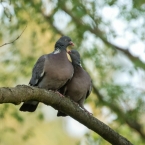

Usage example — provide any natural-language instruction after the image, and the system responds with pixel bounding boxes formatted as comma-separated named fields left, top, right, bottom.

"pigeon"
left=19, top=36, right=74, bottom=112
left=57, top=49, right=92, bottom=117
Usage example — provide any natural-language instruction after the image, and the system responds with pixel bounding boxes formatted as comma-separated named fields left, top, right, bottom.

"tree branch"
left=93, top=86, right=145, bottom=140
left=0, top=85, right=132, bottom=145
left=61, top=6, right=145, bottom=70
left=0, top=25, right=27, bottom=47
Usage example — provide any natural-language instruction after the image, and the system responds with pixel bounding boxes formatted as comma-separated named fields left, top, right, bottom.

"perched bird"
left=19, top=36, right=74, bottom=112
left=57, top=50, right=92, bottom=117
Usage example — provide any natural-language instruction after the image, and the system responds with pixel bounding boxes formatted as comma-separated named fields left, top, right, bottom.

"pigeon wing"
left=29, top=55, right=46, bottom=86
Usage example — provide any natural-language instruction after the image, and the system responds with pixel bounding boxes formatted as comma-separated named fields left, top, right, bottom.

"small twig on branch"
left=0, top=25, right=27, bottom=47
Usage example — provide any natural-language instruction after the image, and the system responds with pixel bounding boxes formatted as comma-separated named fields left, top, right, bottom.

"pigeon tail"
left=57, top=111, right=68, bottom=117
left=19, top=101, right=39, bottom=112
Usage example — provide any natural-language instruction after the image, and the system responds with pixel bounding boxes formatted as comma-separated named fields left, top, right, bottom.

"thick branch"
left=0, top=85, right=132, bottom=145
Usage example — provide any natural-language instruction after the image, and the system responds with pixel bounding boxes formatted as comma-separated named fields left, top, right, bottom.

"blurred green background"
left=0, top=0, right=145, bottom=144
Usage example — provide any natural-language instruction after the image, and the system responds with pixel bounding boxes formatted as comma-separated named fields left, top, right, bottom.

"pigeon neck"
left=55, top=42, right=67, bottom=51
left=73, top=64, right=82, bottom=74
left=53, top=48, right=61, bottom=54
left=72, top=62, right=82, bottom=68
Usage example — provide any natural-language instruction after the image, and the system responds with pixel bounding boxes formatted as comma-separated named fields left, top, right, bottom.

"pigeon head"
left=67, top=49, right=81, bottom=66
left=55, top=36, right=74, bottom=50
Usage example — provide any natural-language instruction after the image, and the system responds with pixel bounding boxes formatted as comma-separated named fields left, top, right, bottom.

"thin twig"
left=0, top=25, right=27, bottom=47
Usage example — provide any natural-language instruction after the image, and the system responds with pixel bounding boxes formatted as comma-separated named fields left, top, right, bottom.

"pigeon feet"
left=55, top=91, right=64, bottom=97
left=49, top=90, right=64, bottom=97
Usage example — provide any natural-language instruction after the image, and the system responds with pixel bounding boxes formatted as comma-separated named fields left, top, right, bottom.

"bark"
left=0, top=85, right=133, bottom=145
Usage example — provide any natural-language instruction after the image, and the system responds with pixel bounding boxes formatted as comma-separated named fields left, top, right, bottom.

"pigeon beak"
left=69, top=41, right=74, bottom=46
left=67, top=50, right=71, bottom=54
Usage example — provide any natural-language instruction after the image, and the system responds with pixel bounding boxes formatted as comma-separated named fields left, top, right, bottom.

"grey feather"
left=29, top=55, right=46, bottom=86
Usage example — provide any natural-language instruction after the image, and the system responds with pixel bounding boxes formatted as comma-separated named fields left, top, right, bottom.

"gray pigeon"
left=57, top=49, right=92, bottom=117
left=19, top=36, right=74, bottom=112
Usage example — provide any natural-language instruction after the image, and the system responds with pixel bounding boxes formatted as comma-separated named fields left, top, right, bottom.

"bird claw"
left=56, top=91, right=64, bottom=97
left=49, top=90, right=64, bottom=97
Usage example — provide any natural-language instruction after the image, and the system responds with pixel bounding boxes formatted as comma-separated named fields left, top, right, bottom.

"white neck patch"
left=53, top=48, right=61, bottom=54
left=79, top=63, right=82, bottom=67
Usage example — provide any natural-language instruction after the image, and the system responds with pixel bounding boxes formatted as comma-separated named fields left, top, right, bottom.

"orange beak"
left=69, top=41, right=74, bottom=46
left=67, top=50, right=71, bottom=54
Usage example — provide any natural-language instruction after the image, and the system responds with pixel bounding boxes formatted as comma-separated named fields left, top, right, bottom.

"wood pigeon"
left=19, top=36, right=74, bottom=112
left=57, top=49, right=92, bottom=117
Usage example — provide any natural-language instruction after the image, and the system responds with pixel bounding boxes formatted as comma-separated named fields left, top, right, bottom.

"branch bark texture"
left=0, top=85, right=133, bottom=145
